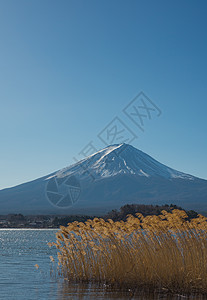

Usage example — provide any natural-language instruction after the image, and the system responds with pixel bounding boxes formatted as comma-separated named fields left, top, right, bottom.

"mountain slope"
left=0, top=143, right=206, bottom=214
left=52, top=143, right=194, bottom=181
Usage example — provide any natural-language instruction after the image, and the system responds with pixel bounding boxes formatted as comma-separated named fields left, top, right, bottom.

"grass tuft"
left=49, top=209, right=207, bottom=295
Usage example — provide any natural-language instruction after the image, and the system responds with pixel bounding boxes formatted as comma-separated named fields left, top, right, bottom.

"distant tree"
left=186, top=210, right=198, bottom=219
left=104, top=204, right=198, bottom=221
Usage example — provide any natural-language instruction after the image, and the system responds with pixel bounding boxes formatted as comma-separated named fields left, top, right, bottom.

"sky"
left=0, top=0, right=207, bottom=189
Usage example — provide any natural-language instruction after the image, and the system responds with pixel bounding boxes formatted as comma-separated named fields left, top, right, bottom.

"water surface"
left=0, top=229, right=204, bottom=299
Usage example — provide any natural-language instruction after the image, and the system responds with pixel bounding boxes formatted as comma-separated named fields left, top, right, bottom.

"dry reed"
left=49, top=209, right=207, bottom=295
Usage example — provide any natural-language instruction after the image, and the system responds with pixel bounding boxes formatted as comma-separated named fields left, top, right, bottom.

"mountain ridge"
left=0, top=143, right=206, bottom=214
left=47, top=143, right=196, bottom=182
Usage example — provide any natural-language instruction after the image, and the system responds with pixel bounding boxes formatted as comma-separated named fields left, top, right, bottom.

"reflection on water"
left=57, top=282, right=206, bottom=299
left=0, top=229, right=206, bottom=300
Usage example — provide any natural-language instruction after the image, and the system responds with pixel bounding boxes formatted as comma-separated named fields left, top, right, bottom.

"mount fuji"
left=0, top=143, right=207, bottom=214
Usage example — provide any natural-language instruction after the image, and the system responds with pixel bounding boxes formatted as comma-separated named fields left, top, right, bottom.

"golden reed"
left=49, top=210, right=207, bottom=295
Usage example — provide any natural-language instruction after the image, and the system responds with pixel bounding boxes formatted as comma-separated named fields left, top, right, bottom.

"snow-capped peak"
left=46, top=143, right=195, bottom=181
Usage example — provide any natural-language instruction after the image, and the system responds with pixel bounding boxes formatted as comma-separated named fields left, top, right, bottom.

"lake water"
left=0, top=229, right=204, bottom=300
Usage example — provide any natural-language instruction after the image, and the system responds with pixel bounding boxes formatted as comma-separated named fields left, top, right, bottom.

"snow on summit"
left=48, top=143, right=195, bottom=181
left=1, top=143, right=206, bottom=215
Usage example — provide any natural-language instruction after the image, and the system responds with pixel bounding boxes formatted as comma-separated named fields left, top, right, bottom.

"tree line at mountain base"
left=51, top=203, right=199, bottom=227
left=0, top=204, right=199, bottom=228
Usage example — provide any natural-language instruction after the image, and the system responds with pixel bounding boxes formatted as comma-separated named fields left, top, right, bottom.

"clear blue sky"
left=0, top=0, right=207, bottom=189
